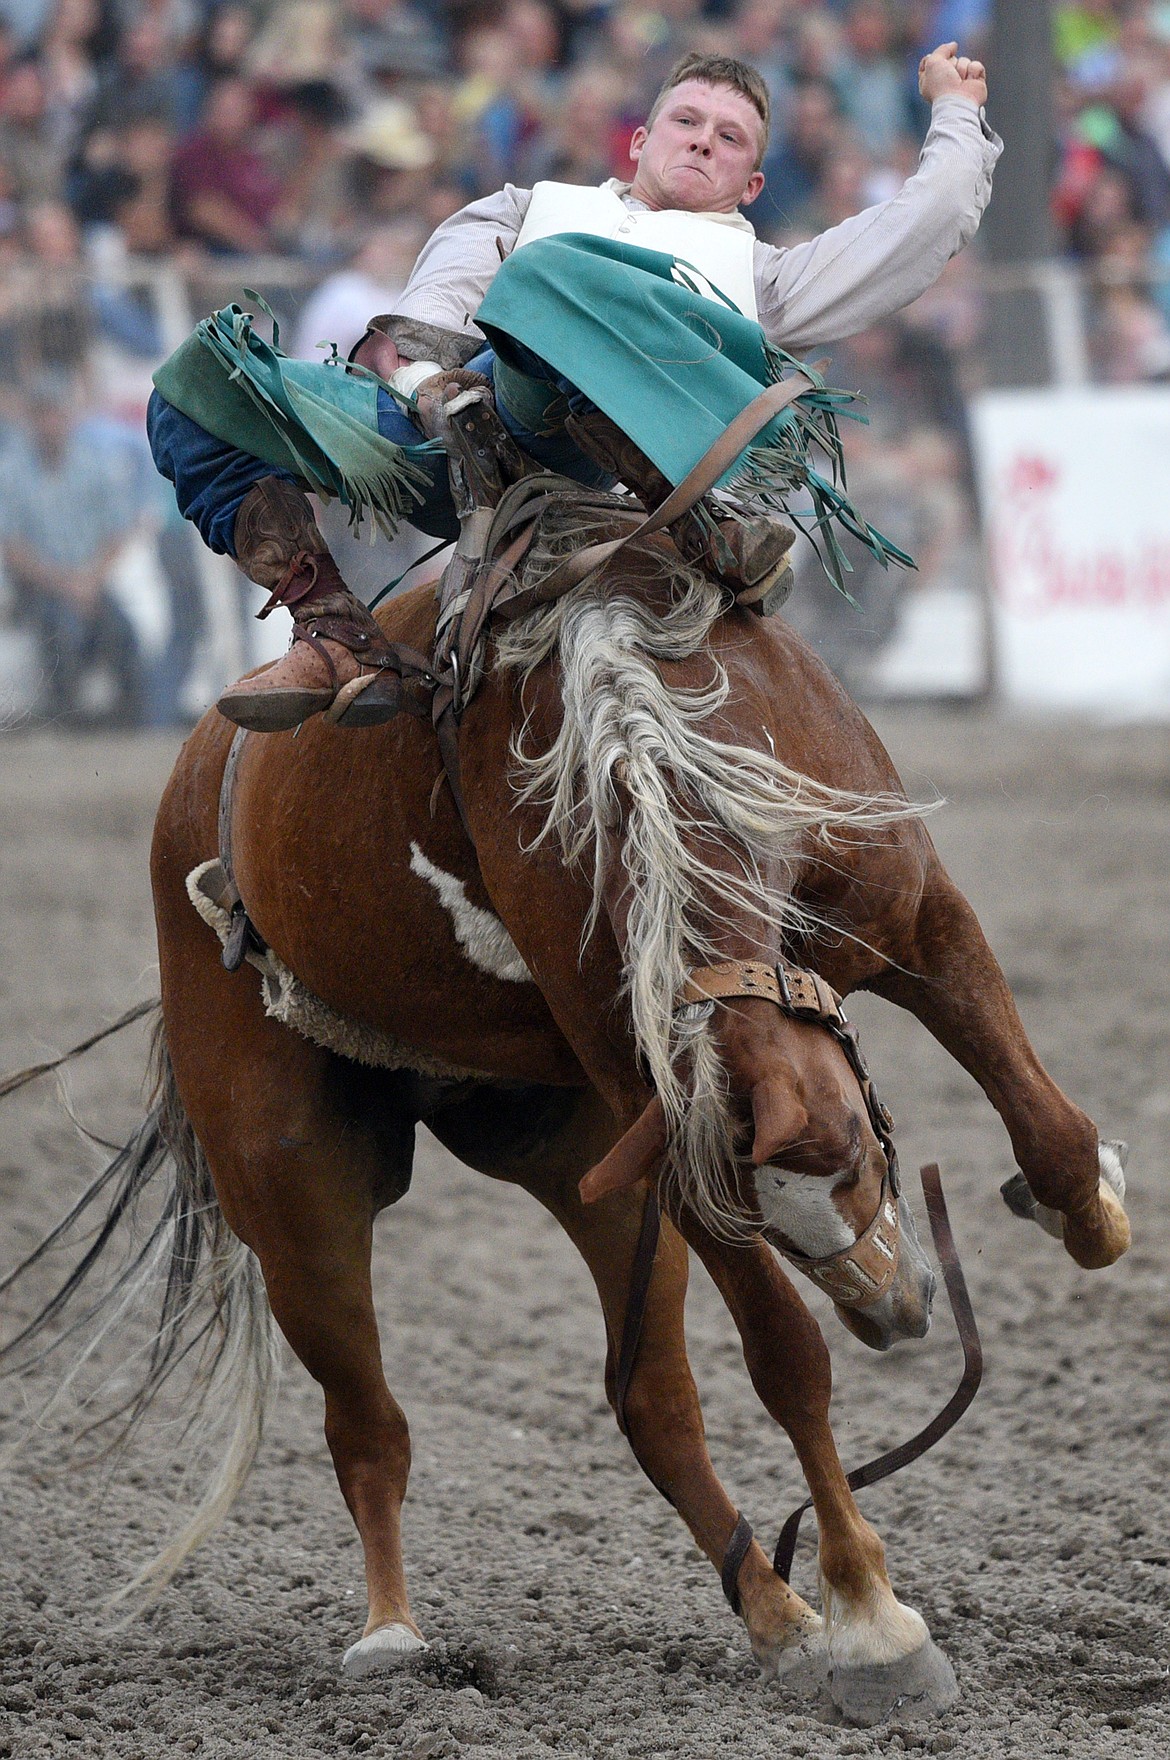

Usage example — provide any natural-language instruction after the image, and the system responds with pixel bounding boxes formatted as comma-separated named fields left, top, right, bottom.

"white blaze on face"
left=409, top=843, right=533, bottom=983
left=753, top=1164, right=854, bottom=1258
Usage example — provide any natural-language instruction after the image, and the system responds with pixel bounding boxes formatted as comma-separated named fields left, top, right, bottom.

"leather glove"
left=413, top=369, right=494, bottom=439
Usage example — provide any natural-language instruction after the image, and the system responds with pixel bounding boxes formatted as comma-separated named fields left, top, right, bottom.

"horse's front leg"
left=679, top=1218, right=957, bottom=1726
left=519, top=1166, right=823, bottom=1679
left=871, top=870, right=1130, bottom=1270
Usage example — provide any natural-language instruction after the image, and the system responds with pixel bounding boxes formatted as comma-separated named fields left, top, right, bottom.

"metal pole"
left=982, top=0, right=1057, bottom=386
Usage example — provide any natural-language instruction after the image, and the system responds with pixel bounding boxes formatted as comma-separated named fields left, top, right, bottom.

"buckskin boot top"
left=563, top=408, right=795, bottom=612
left=217, top=477, right=398, bottom=732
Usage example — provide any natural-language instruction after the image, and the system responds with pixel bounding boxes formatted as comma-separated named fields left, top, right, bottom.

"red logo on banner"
left=994, top=454, right=1170, bottom=612
left=1004, top=454, right=1060, bottom=498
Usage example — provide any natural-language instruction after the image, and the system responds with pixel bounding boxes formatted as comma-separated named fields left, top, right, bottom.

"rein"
left=721, top=1161, right=981, bottom=1612
left=610, top=955, right=982, bottom=1613
left=767, top=1160, right=982, bottom=1589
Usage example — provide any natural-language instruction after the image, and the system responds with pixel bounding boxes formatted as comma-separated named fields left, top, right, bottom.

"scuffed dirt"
left=1, top=715, right=1168, bottom=1760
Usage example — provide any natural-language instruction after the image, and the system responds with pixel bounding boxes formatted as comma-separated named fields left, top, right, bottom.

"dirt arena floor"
left=1, top=712, right=1167, bottom=1760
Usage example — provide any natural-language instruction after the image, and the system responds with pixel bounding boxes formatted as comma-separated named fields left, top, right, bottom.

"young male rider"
left=147, top=43, right=997, bottom=732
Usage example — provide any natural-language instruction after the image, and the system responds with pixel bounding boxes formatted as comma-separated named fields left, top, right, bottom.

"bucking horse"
left=1, top=472, right=1131, bottom=1727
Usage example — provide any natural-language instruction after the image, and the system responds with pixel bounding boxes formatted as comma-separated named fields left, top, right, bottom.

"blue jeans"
left=146, top=346, right=612, bottom=558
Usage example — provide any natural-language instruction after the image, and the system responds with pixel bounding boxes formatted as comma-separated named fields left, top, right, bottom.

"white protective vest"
left=513, top=180, right=759, bottom=322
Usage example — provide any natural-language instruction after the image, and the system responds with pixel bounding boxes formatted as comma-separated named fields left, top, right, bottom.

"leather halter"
left=774, top=1168, right=900, bottom=1308
left=680, top=957, right=901, bottom=1312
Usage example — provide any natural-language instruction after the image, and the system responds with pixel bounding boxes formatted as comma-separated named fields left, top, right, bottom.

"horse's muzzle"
left=834, top=1189, right=936, bottom=1352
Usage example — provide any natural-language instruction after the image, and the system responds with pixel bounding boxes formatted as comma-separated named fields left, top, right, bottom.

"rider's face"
left=628, top=80, right=766, bottom=214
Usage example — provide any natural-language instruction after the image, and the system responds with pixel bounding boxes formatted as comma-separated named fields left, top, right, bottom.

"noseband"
left=679, top=958, right=901, bottom=1310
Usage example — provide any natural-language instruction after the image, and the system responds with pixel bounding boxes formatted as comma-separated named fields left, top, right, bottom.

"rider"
left=147, top=43, right=998, bottom=732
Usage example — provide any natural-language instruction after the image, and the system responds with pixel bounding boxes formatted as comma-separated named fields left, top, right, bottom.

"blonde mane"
left=494, top=565, right=918, bottom=1237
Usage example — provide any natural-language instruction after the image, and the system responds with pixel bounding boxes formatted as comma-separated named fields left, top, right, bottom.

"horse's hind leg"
left=157, top=869, right=424, bottom=1673
left=871, top=871, right=1129, bottom=1268
left=231, top=1070, right=425, bottom=1677
left=680, top=1218, right=957, bottom=1726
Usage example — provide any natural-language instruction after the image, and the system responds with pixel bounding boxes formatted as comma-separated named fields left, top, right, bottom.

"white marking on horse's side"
left=754, top=1166, right=854, bottom=1258
left=342, top=1623, right=428, bottom=1677
left=409, top=843, right=533, bottom=983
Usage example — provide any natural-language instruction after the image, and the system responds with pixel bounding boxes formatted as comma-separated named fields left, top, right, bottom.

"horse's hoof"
left=828, top=1635, right=957, bottom=1727
left=1000, top=1170, right=1039, bottom=1223
left=1005, top=1145, right=1132, bottom=1267
left=1063, top=1180, right=1131, bottom=1268
left=750, top=1610, right=824, bottom=1687
left=1063, top=1144, right=1131, bottom=1269
left=341, top=1622, right=428, bottom=1676
left=766, top=1634, right=829, bottom=1700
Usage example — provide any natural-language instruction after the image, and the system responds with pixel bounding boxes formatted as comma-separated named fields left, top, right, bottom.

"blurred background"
left=0, top=0, right=1168, bottom=727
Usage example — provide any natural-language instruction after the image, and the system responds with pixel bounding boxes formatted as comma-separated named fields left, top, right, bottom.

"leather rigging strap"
left=425, top=372, right=814, bottom=842
left=722, top=1161, right=983, bottom=1616
left=217, top=727, right=268, bottom=972
left=532, top=374, right=814, bottom=602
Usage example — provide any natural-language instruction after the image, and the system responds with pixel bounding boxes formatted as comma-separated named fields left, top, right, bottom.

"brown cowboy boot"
left=216, top=477, right=399, bottom=732
left=563, top=408, right=795, bottom=613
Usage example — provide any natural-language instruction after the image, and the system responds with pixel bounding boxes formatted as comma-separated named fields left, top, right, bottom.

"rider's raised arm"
left=754, top=96, right=1002, bottom=355
left=385, top=184, right=534, bottom=359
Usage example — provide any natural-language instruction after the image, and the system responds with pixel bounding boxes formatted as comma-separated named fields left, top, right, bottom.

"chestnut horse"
left=6, top=540, right=1128, bottom=1726
left=134, top=534, right=1133, bottom=1723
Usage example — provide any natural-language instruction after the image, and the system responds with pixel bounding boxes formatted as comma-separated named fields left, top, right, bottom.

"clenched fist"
left=919, top=41, right=988, bottom=109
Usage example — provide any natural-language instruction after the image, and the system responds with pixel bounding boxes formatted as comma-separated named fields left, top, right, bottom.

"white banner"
left=971, top=388, right=1170, bottom=714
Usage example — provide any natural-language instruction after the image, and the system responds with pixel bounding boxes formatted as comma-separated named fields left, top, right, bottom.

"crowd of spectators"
left=1052, top=2, right=1170, bottom=379
left=0, top=2, right=991, bottom=274
left=1, top=0, right=1168, bottom=721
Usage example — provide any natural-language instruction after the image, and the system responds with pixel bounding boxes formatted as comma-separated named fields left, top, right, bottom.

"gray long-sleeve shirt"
left=393, top=97, right=1002, bottom=356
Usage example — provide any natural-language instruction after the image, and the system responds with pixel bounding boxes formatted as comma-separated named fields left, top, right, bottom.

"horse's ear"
left=578, top=1097, right=667, bottom=1203
left=750, top=1077, right=808, bottom=1168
